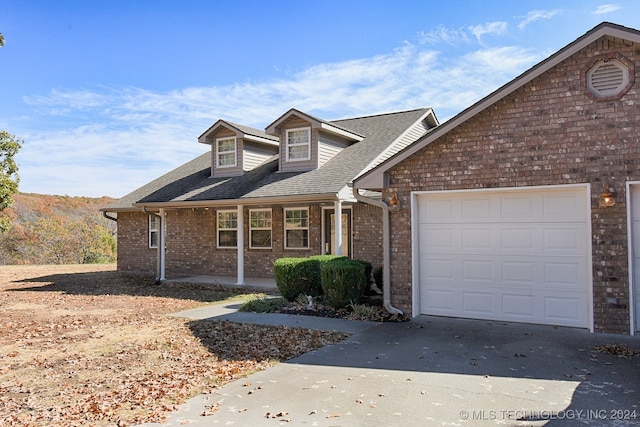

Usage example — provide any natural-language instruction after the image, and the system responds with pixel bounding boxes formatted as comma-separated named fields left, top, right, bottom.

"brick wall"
left=117, top=202, right=382, bottom=280
left=352, top=203, right=383, bottom=269
left=386, top=36, right=640, bottom=334
left=116, top=211, right=156, bottom=276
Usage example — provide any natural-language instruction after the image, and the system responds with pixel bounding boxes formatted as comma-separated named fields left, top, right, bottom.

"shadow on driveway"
left=147, top=316, right=639, bottom=426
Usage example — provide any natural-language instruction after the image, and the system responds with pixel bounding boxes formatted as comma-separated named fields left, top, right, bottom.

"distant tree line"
left=0, top=193, right=117, bottom=265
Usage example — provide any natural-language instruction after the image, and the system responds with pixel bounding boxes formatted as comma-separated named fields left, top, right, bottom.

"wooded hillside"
left=0, top=193, right=117, bottom=265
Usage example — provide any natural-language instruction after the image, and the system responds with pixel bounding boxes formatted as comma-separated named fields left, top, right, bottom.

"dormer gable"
left=198, top=120, right=279, bottom=178
left=265, top=109, right=364, bottom=173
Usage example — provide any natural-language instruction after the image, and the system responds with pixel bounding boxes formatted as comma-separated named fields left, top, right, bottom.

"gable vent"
left=587, top=59, right=629, bottom=98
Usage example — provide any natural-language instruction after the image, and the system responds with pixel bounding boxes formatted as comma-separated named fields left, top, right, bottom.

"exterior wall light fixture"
left=388, top=193, right=400, bottom=211
left=599, top=181, right=616, bottom=207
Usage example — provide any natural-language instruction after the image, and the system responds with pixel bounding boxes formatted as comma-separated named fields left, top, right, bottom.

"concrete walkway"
left=139, top=304, right=640, bottom=427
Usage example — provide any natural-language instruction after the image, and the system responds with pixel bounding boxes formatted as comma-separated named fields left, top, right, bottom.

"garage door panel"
left=462, top=291, right=493, bottom=314
left=543, top=226, right=585, bottom=253
left=543, top=193, right=586, bottom=220
left=420, top=257, right=456, bottom=282
left=422, top=288, right=457, bottom=312
left=419, top=224, right=454, bottom=252
left=461, top=198, right=491, bottom=218
left=462, top=260, right=493, bottom=282
left=501, top=228, right=535, bottom=250
left=462, top=228, right=493, bottom=250
left=419, top=199, right=455, bottom=222
left=502, top=294, right=535, bottom=318
left=417, top=187, right=590, bottom=328
left=544, top=261, right=584, bottom=287
left=502, top=261, right=535, bottom=284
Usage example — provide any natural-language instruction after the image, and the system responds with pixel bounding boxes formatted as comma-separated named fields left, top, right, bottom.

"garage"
left=414, top=185, right=591, bottom=328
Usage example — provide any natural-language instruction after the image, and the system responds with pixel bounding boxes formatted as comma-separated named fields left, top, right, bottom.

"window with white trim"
left=216, top=137, right=237, bottom=168
left=217, top=210, right=238, bottom=248
left=149, top=215, right=159, bottom=248
left=250, top=209, right=272, bottom=249
left=284, top=208, right=309, bottom=249
left=286, top=127, right=311, bottom=161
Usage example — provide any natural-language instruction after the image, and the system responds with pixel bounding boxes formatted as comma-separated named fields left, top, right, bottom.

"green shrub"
left=274, top=255, right=346, bottom=301
left=320, top=259, right=367, bottom=308
left=353, top=259, right=372, bottom=290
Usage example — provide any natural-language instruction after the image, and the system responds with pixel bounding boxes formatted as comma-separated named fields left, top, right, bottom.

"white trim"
left=626, top=181, right=640, bottom=335
left=249, top=208, right=272, bottom=249
left=285, top=127, right=311, bottom=162
left=216, top=209, right=238, bottom=249
left=321, top=206, right=353, bottom=256
left=284, top=207, right=310, bottom=249
left=148, top=215, right=159, bottom=248
left=410, top=183, right=593, bottom=331
left=216, top=136, right=237, bottom=168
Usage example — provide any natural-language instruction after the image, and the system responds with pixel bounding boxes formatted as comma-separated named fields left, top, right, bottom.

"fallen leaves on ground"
left=0, top=264, right=348, bottom=426
left=594, top=344, right=640, bottom=357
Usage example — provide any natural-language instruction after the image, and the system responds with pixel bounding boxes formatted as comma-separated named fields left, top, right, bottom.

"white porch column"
left=158, top=208, right=166, bottom=281
left=334, top=200, right=343, bottom=256
left=236, top=205, right=245, bottom=285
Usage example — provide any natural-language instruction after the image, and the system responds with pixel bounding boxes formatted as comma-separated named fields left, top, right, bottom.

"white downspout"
left=352, top=187, right=404, bottom=316
left=334, top=200, right=343, bottom=256
left=143, top=206, right=166, bottom=283
left=236, top=204, right=245, bottom=285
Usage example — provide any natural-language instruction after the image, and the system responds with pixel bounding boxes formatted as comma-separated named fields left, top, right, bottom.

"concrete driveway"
left=142, top=311, right=639, bottom=426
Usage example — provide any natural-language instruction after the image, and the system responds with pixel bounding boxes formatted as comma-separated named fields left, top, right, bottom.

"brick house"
left=353, top=22, right=640, bottom=335
left=102, top=108, right=438, bottom=290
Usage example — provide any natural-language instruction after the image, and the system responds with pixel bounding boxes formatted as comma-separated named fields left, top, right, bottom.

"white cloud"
left=418, top=25, right=470, bottom=45
left=593, top=4, right=622, bottom=14
left=469, top=22, right=508, bottom=42
left=16, top=36, right=543, bottom=198
left=518, top=9, right=562, bottom=30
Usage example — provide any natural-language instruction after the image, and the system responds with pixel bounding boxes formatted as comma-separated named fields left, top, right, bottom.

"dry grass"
left=0, top=264, right=347, bottom=426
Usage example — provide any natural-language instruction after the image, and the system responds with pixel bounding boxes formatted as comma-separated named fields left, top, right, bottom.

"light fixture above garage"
left=599, top=182, right=616, bottom=207
left=388, top=193, right=400, bottom=211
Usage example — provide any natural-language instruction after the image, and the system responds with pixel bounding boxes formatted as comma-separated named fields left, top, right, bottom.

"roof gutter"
left=102, top=211, right=117, bottom=222
left=351, top=185, right=404, bottom=317
left=132, top=193, right=342, bottom=210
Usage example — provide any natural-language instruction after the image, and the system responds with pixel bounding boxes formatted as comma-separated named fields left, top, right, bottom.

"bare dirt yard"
left=0, top=264, right=348, bottom=426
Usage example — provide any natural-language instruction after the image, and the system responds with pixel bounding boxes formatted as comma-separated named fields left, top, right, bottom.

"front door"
left=324, top=209, right=351, bottom=257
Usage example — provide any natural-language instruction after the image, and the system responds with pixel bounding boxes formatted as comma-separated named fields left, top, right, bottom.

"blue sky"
left=1, top=1, right=640, bottom=198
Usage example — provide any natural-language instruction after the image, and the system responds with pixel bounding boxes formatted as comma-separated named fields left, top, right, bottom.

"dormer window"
left=216, top=137, right=237, bottom=168
left=286, top=127, right=311, bottom=161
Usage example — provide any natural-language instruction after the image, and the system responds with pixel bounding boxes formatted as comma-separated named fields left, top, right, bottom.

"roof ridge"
left=331, top=107, right=430, bottom=123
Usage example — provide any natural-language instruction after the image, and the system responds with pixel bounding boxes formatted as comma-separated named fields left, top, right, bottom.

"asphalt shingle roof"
left=104, top=108, right=429, bottom=211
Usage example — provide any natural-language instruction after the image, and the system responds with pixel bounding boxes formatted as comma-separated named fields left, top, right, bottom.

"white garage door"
left=416, top=186, right=591, bottom=328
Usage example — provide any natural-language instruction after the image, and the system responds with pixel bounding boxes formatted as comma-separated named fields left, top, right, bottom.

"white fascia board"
left=319, top=122, right=364, bottom=142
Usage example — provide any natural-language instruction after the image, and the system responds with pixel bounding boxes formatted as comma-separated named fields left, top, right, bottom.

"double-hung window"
left=148, top=215, right=159, bottom=248
left=216, top=137, right=237, bottom=168
left=217, top=210, right=238, bottom=248
left=284, top=208, right=309, bottom=249
left=249, top=209, right=272, bottom=249
left=286, top=127, right=311, bottom=161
